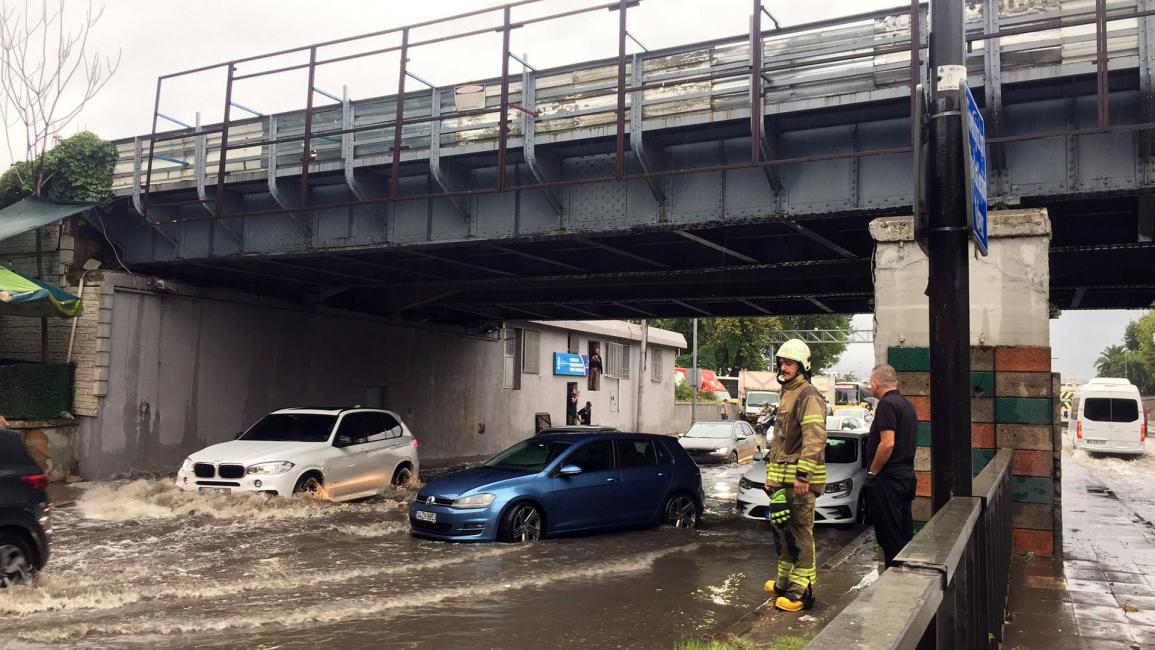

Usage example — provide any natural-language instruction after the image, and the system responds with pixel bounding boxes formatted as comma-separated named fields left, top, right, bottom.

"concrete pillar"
left=870, top=209, right=1060, bottom=557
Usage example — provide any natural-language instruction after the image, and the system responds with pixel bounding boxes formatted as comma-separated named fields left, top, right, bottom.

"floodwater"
left=0, top=464, right=860, bottom=649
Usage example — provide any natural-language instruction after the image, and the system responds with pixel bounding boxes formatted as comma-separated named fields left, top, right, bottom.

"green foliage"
left=675, top=381, right=695, bottom=401
left=0, top=160, right=35, bottom=207
left=1096, top=312, right=1155, bottom=394
left=778, top=314, right=853, bottom=375
left=0, top=132, right=116, bottom=208
left=656, top=314, right=854, bottom=376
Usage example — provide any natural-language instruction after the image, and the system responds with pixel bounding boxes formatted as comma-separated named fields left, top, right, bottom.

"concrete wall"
left=669, top=401, right=736, bottom=434
left=75, top=273, right=682, bottom=478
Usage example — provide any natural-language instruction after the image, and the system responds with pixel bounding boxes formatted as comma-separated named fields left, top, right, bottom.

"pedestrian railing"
left=808, top=449, right=1013, bottom=649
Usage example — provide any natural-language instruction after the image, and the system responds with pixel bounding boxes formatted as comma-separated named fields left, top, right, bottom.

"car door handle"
left=605, top=477, right=618, bottom=483
left=657, top=472, right=667, bottom=477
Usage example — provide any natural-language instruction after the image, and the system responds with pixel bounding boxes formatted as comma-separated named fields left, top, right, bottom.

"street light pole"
left=927, top=0, right=973, bottom=508
left=691, top=318, right=699, bottom=424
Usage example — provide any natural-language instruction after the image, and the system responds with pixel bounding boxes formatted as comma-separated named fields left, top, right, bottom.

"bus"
left=834, top=382, right=869, bottom=411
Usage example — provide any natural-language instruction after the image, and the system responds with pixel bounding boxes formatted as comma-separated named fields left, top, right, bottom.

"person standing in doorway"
left=763, top=339, right=827, bottom=613
left=567, top=385, right=580, bottom=425
left=588, top=345, right=603, bottom=392
left=578, top=401, right=592, bottom=425
left=864, top=364, right=918, bottom=568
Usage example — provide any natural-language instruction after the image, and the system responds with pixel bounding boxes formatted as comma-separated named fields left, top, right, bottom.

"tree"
left=1095, top=344, right=1130, bottom=379
left=777, top=314, right=854, bottom=375
left=0, top=1, right=119, bottom=194
left=655, top=313, right=853, bottom=376
left=0, top=131, right=115, bottom=208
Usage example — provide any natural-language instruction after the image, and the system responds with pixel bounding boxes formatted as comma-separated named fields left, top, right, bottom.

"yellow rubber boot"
left=764, top=580, right=788, bottom=596
left=773, top=585, right=815, bottom=612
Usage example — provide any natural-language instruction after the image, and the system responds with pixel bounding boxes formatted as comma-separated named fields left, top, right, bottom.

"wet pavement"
left=0, top=462, right=863, bottom=649
left=1003, top=443, right=1155, bottom=649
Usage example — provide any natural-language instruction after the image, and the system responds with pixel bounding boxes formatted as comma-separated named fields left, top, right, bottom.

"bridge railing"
left=807, top=448, right=1013, bottom=649
left=117, top=0, right=1149, bottom=223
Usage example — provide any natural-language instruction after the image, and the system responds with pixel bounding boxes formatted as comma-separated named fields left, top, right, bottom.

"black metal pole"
left=927, top=0, right=972, bottom=509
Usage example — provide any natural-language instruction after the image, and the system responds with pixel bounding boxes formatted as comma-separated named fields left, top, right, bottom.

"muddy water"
left=0, top=464, right=859, bottom=649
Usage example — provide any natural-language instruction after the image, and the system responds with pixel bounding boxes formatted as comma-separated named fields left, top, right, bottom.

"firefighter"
left=762, top=338, right=828, bottom=612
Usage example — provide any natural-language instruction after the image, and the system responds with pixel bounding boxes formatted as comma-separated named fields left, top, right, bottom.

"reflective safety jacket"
left=765, top=376, right=828, bottom=495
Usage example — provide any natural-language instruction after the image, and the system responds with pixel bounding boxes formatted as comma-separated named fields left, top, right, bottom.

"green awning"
left=0, top=267, right=82, bottom=318
left=0, top=197, right=97, bottom=244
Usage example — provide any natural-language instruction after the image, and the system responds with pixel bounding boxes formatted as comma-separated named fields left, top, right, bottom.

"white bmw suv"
left=176, top=407, right=419, bottom=501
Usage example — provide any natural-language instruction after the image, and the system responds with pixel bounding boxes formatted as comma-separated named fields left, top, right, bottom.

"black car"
left=0, top=429, right=50, bottom=586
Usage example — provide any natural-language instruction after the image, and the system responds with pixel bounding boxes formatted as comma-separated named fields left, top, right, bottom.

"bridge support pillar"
left=870, top=209, right=1062, bottom=557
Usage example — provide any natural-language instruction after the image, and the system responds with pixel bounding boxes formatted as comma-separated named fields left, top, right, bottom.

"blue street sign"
left=553, top=352, right=588, bottom=376
left=963, top=83, right=989, bottom=256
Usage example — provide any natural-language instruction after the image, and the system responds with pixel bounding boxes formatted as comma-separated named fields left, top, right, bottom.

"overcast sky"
left=3, top=1, right=1146, bottom=379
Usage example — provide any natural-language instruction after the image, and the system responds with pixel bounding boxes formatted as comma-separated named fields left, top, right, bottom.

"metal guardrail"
left=808, top=449, right=1013, bottom=649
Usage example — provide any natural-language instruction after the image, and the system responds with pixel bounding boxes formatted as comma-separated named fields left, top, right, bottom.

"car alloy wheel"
left=392, top=466, right=413, bottom=487
left=294, top=475, right=323, bottom=497
left=510, top=504, right=542, bottom=542
left=665, top=494, right=698, bottom=529
left=0, top=540, right=32, bottom=588
left=729, top=451, right=739, bottom=464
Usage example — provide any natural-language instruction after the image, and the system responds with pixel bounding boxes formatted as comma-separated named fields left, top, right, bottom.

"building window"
left=606, top=341, right=630, bottom=379
left=503, top=328, right=519, bottom=389
left=568, top=333, right=580, bottom=354
left=522, top=330, right=540, bottom=374
left=650, top=349, right=663, bottom=382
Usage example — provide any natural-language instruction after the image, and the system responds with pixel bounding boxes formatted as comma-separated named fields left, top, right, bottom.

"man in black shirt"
left=865, top=364, right=918, bottom=568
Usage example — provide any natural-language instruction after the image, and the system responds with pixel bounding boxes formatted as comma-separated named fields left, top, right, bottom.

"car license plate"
left=1084, top=439, right=1105, bottom=445
left=198, top=486, right=231, bottom=494
left=415, top=510, right=437, bottom=523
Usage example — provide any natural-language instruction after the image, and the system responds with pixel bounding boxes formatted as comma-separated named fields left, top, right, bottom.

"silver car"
left=677, top=420, right=765, bottom=464
left=736, top=418, right=870, bottom=526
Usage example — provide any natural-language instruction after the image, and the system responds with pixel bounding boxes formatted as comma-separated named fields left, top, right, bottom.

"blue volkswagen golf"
left=409, top=432, right=704, bottom=542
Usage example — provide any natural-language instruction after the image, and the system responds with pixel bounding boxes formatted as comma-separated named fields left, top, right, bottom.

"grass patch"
left=675, top=635, right=807, bottom=650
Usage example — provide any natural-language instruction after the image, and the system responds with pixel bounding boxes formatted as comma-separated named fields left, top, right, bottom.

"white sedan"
left=736, top=419, right=869, bottom=526
left=176, top=407, right=419, bottom=501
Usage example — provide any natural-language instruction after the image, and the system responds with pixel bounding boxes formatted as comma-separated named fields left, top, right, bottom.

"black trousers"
left=865, top=472, right=916, bottom=568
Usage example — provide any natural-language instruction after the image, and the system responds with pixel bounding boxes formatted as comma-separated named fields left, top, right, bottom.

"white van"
left=1069, top=378, right=1148, bottom=455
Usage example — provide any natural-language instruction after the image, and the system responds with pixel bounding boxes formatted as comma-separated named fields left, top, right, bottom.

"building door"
left=566, top=382, right=578, bottom=425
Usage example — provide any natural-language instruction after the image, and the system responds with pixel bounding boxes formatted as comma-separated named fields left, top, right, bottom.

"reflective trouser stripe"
left=777, top=559, right=794, bottom=582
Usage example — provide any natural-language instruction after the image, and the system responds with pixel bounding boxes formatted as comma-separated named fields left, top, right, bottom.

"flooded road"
left=1, top=464, right=861, bottom=649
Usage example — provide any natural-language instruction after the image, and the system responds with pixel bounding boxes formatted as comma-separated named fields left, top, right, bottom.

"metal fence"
left=808, top=448, right=1013, bottom=649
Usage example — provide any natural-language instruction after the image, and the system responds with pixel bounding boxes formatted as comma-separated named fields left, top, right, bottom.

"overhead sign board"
left=553, top=353, right=588, bottom=376
left=962, top=83, right=989, bottom=256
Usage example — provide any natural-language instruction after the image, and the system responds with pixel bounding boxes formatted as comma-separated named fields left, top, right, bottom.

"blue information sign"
left=553, top=353, right=588, bottom=376
left=963, top=83, right=989, bottom=256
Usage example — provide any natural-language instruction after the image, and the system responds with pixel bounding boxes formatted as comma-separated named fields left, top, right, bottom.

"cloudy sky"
left=2, top=0, right=1145, bottom=380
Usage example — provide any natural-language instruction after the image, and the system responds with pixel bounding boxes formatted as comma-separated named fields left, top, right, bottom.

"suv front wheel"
left=0, top=534, right=34, bottom=588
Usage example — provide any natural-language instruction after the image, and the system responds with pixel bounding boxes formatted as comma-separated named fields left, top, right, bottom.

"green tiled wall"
left=888, top=347, right=930, bottom=372
left=995, top=398, right=1053, bottom=425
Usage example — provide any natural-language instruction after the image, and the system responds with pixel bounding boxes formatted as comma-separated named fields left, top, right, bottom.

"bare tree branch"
left=0, top=0, right=119, bottom=192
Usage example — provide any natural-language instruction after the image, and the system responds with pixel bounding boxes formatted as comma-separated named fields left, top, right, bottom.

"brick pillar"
left=872, top=210, right=1058, bottom=556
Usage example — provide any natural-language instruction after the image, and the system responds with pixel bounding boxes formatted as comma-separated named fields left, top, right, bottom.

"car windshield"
left=684, top=422, right=733, bottom=439
left=239, top=414, right=336, bottom=443
left=484, top=439, right=574, bottom=473
left=826, top=437, right=858, bottom=464
left=827, top=416, right=864, bottom=431
left=839, top=408, right=869, bottom=421
left=747, top=392, right=777, bottom=407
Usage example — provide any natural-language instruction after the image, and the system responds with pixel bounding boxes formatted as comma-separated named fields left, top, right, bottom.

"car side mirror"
left=737, top=434, right=748, bottom=441
left=558, top=464, right=583, bottom=477
left=335, top=434, right=354, bottom=447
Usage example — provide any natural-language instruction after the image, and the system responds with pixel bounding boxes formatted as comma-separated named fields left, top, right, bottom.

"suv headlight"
left=181, top=457, right=194, bottom=472
left=825, top=478, right=853, bottom=495
left=246, top=461, right=295, bottom=475
left=738, top=476, right=759, bottom=491
left=451, top=493, right=496, bottom=509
